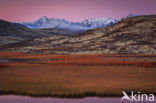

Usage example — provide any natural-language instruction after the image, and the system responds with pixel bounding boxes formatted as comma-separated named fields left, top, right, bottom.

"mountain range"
left=1, top=15, right=156, bottom=54
left=0, top=15, right=121, bottom=46
left=22, top=16, right=117, bottom=33
left=0, top=19, right=77, bottom=46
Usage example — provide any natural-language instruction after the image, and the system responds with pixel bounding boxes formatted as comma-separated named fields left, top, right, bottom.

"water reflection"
left=0, top=95, right=155, bottom=103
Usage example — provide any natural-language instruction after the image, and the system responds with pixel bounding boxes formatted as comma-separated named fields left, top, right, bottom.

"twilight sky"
left=0, top=0, right=156, bottom=22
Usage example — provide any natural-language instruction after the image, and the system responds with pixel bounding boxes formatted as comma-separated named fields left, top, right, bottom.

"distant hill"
left=0, top=19, right=40, bottom=45
left=0, top=19, right=73, bottom=45
left=1, top=15, right=156, bottom=54
left=0, top=17, right=117, bottom=45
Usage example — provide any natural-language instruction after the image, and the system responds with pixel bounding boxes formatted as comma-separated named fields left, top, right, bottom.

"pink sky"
left=0, top=0, right=156, bottom=22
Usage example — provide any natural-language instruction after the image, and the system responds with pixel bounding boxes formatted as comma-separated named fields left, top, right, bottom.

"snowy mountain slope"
left=22, top=16, right=117, bottom=33
left=81, top=18, right=116, bottom=28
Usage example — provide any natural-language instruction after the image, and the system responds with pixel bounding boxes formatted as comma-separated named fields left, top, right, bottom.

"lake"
left=1, top=95, right=155, bottom=103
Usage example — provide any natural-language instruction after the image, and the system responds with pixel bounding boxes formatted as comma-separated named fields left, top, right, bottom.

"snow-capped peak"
left=35, top=16, right=49, bottom=24
left=21, top=16, right=118, bottom=33
left=81, top=18, right=117, bottom=28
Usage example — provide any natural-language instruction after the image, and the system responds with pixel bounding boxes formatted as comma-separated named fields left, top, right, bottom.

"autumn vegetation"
left=0, top=52, right=156, bottom=97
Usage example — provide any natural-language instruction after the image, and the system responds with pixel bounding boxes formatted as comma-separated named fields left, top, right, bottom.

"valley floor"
left=0, top=52, right=156, bottom=97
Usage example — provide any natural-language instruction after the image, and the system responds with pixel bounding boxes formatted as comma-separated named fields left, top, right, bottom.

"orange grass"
left=0, top=63, right=156, bottom=97
left=0, top=52, right=156, bottom=97
left=0, top=52, right=156, bottom=67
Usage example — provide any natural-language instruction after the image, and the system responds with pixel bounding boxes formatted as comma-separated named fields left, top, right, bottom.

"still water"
left=1, top=95, right=155, bottom=103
